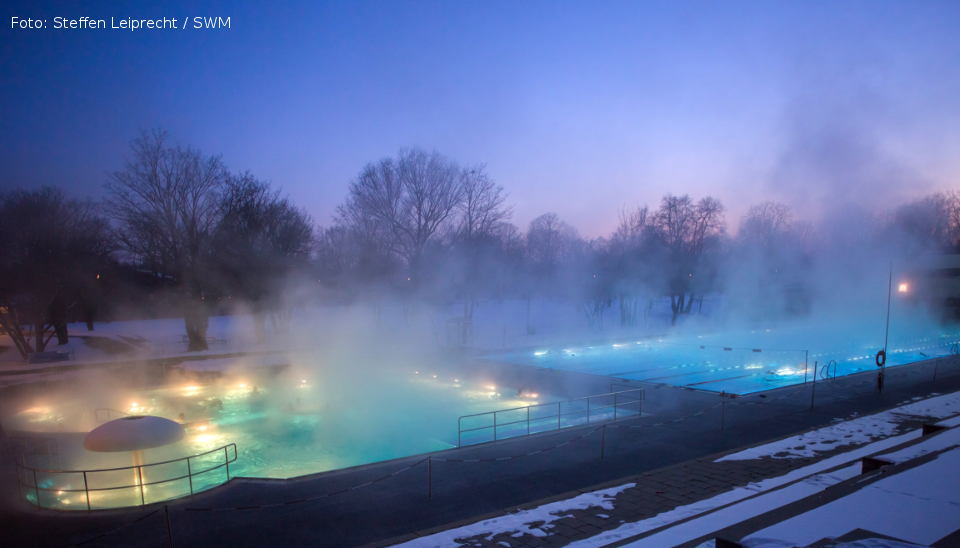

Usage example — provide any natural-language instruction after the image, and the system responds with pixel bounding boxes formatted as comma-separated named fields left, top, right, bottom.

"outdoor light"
left=898, top=282, right=909, bottom=293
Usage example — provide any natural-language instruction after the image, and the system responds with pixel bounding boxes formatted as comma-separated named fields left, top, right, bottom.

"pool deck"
left=2, top=355, right=960, bottom=547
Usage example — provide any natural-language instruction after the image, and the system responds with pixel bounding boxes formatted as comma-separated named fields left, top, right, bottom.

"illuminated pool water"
left=485, top=328, right=960, bottom=395
left=12, top=370, right=557, bottom=509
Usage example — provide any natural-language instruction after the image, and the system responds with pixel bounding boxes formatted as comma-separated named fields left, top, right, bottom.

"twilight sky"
left=2, top=0, right=959, bottom=237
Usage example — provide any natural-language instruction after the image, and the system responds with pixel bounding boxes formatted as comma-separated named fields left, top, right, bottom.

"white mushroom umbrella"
left=84, top=416, right=185, bottom=488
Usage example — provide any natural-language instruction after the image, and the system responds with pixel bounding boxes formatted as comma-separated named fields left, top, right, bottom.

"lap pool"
left=484, top=325, right=960, bottom=395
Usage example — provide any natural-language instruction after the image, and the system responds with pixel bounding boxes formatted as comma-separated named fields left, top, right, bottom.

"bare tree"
left=608, top=205, right=656, bottom=326
left=0, top=187, right=113, bottom=359
left=337, top=149, right=464, bottom=279
left=652, top=194, right=725, bottom=324
left=893, top=192, right=960, bottom=253
left=526, top=212, right=580, bottom=276
left=456, top=166, right=511, bottom=240
left=730, top=201, right=813, bottom=319
left=612, top=206, right=650, bottom=247
left=106, top=130, right=228, bottom=351
left=214, top=174, right=314, bottom=341
left=739, top=202, right=792, bottom=248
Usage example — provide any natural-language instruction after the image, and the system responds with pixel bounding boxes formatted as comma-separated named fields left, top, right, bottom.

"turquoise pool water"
left=485, top=327, right=960, bottom=395
left=14, top=370, right=558, bottom=509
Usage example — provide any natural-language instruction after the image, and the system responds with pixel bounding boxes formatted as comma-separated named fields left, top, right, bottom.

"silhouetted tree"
left=447, top=167, right=512, bottom=333
left=652, top=194, right=725, bottom=324
left=455, top=167, right=511, bottom=240
left=0, top=187, right=113, bottom=359
left=214, top=174, right=314, bottom=341
left=893, top=192, right=960, bottom=253
left=337, top=149, right=465, bottom=281
left=606, top=206, right=660, bottom=326
left=106, top=130, right=228, bottom=351
left=730, top=201, right=811, bottom=319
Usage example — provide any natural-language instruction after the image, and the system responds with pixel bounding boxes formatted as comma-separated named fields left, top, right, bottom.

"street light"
left=880, top=264, right=910, bottom=393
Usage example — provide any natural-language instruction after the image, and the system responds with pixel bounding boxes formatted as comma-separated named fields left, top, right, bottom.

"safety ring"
left=876, top=350, right=886, bottom=367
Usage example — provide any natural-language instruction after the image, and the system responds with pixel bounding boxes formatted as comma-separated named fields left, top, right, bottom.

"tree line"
left=2, top=130, right=959, bottom=359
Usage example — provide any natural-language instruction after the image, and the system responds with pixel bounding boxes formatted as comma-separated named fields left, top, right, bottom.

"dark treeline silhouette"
left=2, top=129, right=959, bottom=360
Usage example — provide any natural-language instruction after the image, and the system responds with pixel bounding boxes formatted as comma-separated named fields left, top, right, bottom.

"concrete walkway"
left=389, top=389, right=960, bottom=547
left=2, top=356, right=959, bottom=547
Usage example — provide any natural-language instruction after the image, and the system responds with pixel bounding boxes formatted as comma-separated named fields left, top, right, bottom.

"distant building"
left=905, top=254, right=960, bottom=321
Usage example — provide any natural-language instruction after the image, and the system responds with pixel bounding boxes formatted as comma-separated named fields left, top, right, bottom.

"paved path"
left=1, top=356, right=959, bottom=547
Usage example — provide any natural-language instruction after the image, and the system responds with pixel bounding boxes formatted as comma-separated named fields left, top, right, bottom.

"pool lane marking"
left=684, top=373, right=757, bottom=387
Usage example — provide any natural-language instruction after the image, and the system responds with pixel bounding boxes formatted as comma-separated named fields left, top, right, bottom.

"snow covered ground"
left=742, top=446, right=960, bottom=547
left=393, top=484, right=636, bottom=547
left=392, top=391, right=960, bottom=548
left=715, top=393, right=960, bottom=461
left=0, top=297, right=690, bottom=366
left=0, top=314, right=265, bottom=366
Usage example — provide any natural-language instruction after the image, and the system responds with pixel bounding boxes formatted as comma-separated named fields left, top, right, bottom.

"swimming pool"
left=11, top=368, right=558, bottom=509
left=484, top=326, right=960, bottom=395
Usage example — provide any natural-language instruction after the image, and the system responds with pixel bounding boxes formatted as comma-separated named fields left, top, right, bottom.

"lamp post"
left=883, top=265, right=893, bottom=355
left=879, top=263, right=909, bottom=393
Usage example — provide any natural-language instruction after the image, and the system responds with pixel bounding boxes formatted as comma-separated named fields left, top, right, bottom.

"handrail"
left=819, top=359, right=838, bottom=381
left=17, top=443, right=238, bottom=510
left=457, top=388, right=644, bottom=447
left=21, top=443, right=236, bottom=474
left=457, top=388, right=644, bottom=422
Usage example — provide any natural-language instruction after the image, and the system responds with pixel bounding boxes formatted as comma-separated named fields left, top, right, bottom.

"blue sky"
left=2, top=0, right=958, bottom=236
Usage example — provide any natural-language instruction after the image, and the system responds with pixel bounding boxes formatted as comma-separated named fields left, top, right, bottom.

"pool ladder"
left=819, top=359, right=838, bottom=381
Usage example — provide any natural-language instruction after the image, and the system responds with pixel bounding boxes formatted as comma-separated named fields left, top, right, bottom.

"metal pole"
left=164, top=505, right=174, bottom=548
left=83, top=471, right=91, bottom=510
left=427, top=458, right=433, bottom=500
left=720, top=392, right=726, bottom=432
left=884, top=263, right=893, bottom=353
left=186, top=458, right=193, bottom=495
left=138, top=466, right=145, bottom=506
left=810, top=361, right=818, bottom=410
left=881, top=263, right=893, bottom=393
left=933, top=358, right=939, bottom=383
left=457, top=418, right=462, bottom=448
left=33, top=469, right=40, bottom=508
left=526, top=406, right=531, bottom=436
left=613, top=393, right=619, bottom=420
left=587, top=397, right=591, bottom=423
left=557, top=401, right=561, bottom=430
left=600, top=424, right=606, bottom=461
left=804, top=350, right=809, bottom=384
left=493, top=412, right=498, bottom=441
left=224, top=447, right=230, bottom=480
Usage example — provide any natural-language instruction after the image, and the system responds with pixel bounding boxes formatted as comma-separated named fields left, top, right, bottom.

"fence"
left=49, top=353, right=960, bottom=547
left=17, top=443, right=238, bottom=510
left=457, top=388, right=645, bottom=446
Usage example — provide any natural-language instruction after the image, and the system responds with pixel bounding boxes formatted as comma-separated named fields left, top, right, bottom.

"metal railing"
left=17, top=443, right=238, bottom=510
left=457, top=388, right=644, bottom=447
